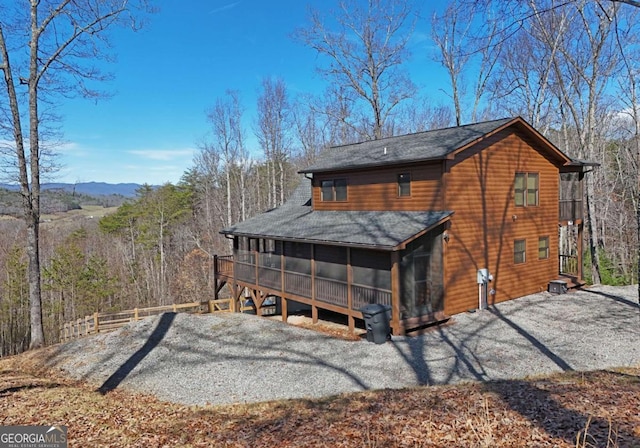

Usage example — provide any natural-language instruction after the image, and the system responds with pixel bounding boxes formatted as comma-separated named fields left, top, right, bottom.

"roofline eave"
left=298, top=156, right=445, bottom=175
left=220, top=212, right=454, bottom=252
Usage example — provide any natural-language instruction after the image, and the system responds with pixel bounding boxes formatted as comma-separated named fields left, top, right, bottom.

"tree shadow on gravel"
left=488, top=306, right=573, bottom=372
left=585, top=288, right=640, bottom=310
left=389, top=328, right=490, bottom=386
left=98, top=312, right=176, bottom=394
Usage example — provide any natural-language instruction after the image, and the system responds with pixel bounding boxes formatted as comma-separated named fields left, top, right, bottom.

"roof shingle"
left=221, top=178, right=452, bottom=250
left=300, top=117, right=515, bottom=173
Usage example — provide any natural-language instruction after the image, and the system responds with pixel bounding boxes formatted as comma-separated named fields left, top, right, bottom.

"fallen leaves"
left=0, top=356, right=639, bottom=447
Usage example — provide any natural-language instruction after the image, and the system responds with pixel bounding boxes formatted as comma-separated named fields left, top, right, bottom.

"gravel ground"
left=43, top=284, right=640, bottom=407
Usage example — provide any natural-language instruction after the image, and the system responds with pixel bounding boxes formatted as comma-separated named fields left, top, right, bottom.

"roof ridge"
left=327, top=116, right=516, bottom=150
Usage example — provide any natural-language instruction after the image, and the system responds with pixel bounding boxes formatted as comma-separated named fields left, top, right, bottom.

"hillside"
left=0, top=181, right=143, bottom=197
left=1, top=352, right=638, bottom=447
left=0, top=182, right=138, bottom=215
left=1, top=285, right=639, bottom=446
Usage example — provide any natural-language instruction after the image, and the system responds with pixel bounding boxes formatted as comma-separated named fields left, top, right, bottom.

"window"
left=515, top=172, right=539, bottom=207
left=398, top=173, right=411, bottom=197
left=335, top=178, right=347, bottom=201
left=321, top=178, right=347, bottom=201
left=538, top=236, right=549, bottom=260
left=514, top=239, right=526, bottom=264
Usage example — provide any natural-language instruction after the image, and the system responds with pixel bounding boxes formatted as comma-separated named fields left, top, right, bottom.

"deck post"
left=391, top=251, right=403, bottom=336
left=281, top=296, right=288, bottom=323
left=281, top=247, right=287, bottom=323
left=311, top=245, right=318, bottom=324
left=346, top=248, right=354, bottom=333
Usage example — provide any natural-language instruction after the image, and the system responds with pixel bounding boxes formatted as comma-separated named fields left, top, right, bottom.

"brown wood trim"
left=311, top=245, right=317, bottom=323
left=347, top=248, right=354, bottom=333
left=393, top=214, right=453, bottom=251
left=390, top=252, right=402, bottom=336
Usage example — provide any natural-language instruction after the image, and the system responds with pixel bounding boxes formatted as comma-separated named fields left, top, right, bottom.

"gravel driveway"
left=44, top=284, right=640, bottom=407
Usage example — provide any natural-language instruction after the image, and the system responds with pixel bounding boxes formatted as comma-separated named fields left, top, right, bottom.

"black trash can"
left=360, top=303, right=391, bottom=344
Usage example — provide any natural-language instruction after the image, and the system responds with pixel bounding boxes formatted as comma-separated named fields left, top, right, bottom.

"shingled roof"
left=221, top=177, right=452, bottom=250
left=221, top=116, right=575, bottom=248
left=300, top=117, right=516, bottom=174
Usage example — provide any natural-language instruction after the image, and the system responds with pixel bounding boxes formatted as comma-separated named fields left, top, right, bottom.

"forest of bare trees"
left=1, top=0, right=639, bottom=355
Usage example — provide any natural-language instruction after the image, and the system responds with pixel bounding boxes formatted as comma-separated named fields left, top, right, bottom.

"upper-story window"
left=321, top=178, right=347, bottom=201
left=514, top=172, right=539, bottom=207
left=398, top=173, right=411, bottom=197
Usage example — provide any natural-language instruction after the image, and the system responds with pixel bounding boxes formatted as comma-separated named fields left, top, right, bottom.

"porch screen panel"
left=399, top=227, right=444, bottom=319
left=314, top=246, right=349, bottom=307
left=235, top=249, right=255, bottom=283
left=284, top=242, right=311, bottom=275
left=259, top=239, right=282, bottom=269
left=315, top=246, right=347, bottom=282
left=351, top=249, right=392, bottom=309
left=258, top=239, right=282, bottom=290
left=351, top=249, right=391, bottom=290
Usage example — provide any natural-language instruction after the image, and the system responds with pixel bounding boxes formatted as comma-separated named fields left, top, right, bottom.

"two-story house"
left=214, top=117, right=592, bottom=335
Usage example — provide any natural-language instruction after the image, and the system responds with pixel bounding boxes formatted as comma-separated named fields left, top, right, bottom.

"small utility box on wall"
left=548, top=280, right=567, bottom=294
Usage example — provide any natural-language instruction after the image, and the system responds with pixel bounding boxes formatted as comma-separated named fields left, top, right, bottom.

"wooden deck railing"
left=217, top=254, right=393, bottom=313
left=59, top=298, right=234, bottom=342
left=559, top=254, right=579, bottom=276
left=352, top=284, right=392, bottom=310
left=284, top=271, right=312, bottom=298
left=215, top=255, right=234, bottom=278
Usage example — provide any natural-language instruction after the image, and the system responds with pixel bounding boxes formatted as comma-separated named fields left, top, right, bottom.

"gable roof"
left=300, top=116, right=572, bottom=174
left=221, top=177, right=452, bottom=251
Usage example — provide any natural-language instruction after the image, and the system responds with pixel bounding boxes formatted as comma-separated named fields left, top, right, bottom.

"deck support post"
left=347, top=248, right=355, bottom=333
left=281, top=297, right=288, bottom=323
left=391, top=251, right=403, bottom=336
left=311, top=245, right=318, bottom=324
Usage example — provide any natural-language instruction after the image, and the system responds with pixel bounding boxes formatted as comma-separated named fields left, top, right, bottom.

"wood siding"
left=312, top=164, right=443, bottom=211
left=443, top=129, right=559, bottom=315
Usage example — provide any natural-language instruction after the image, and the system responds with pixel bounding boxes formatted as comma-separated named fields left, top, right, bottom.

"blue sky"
left=55, top=1, right=448, bottom=185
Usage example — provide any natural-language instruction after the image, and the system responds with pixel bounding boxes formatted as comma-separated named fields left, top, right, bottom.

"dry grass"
left=41, top=205, right=118, bottom=224
left=1, top=350, right=639, bottom=447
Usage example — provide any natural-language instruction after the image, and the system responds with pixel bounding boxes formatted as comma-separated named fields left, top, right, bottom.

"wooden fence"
left=59, top=298, right=234, bottom=342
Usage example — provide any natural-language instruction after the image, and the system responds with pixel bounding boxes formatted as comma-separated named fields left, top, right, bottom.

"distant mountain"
left=0, top=182, right=143, bottom=197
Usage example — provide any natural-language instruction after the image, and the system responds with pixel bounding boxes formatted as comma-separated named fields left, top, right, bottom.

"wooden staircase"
left=552, top=274, right=585, bottom=292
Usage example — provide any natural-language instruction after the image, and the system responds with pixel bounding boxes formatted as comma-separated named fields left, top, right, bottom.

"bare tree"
left=460, top=0, right=639, bottom=285
left=255, top=77, right=293, bottom=208
left=292, top=95, right=332, bottom=168
left=205, top=90, right=247, bottom=227
left=294, top=0, right=417, bottom=140
left=394, top=96, right=454, bottom=134
left=0, top=0, right=151, bottom=349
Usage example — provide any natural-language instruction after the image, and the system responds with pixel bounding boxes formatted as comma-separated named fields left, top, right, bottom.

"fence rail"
left=59, top=298, right=234, bottom=343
